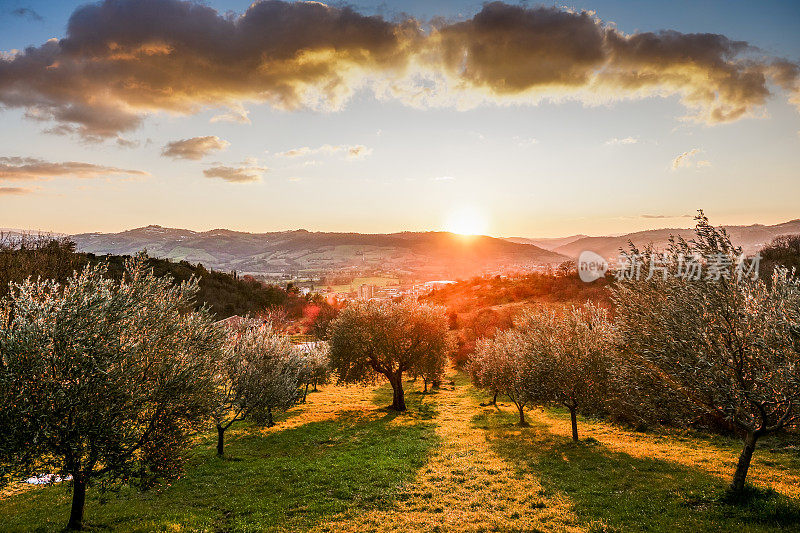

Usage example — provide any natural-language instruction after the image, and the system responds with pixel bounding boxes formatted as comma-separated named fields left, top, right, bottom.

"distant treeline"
left=421, top=270, right=612, bottom=314
left=0, top=234, right=296, bottom=320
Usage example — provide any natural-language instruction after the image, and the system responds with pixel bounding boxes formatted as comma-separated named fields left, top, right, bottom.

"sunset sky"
left=0, top=0, right=798, bottom=237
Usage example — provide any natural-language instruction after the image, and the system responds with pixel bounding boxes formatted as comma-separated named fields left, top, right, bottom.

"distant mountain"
left=505, top=235, right=588, bottom=250
left=71, top=226, right=567, bottom=278
left=549, top=220, right=800, bottom=259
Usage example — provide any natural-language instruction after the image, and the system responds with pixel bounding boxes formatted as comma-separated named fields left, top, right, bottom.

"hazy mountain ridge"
left=505, top=235, right=589, bottom=250
left=71, top=226, right=567, bottom=277
left=526, top=220, right=800, bottom=259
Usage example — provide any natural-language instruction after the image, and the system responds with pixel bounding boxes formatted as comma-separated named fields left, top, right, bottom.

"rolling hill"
left=71, top=226, right=567, bottom=278
left=512, top=220, right=800, bottom=259
left=504, top=235, right=588, bottom=249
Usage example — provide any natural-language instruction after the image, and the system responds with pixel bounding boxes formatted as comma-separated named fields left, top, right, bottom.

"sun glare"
left=444, top=206, right=489, bottom=236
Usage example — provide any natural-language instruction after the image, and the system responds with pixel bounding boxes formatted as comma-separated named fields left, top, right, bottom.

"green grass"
left=3, top=375, right=799, bottom=532
left=0, top=389, right=437, bottom=532
left=475, top=407, right=800, bottom=532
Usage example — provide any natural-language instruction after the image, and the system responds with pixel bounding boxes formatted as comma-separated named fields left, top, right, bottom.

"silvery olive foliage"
left=514, top=303, right=615, bottom=439
left=612, top=213, right=800, bottom=492
left=297, top=342, right=331, bottom=402
left=472, top=329, right=533, bottom=425
left=328, top=299, right=452, bottom=411
left=472, top=303, right=614, bottom=431
left=212, top=322, right=302, bottom=455
left=0, top=256, right=221, bottom=530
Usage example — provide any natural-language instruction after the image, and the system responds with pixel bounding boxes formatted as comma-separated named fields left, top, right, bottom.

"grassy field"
left=1, top=372, right=799, bottom=532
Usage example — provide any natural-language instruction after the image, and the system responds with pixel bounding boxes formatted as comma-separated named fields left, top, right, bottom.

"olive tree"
left=211, top=323, right=302, bottom=456
left=417, top=343, right=447, bottom=393
left=297, top=342, right=331, bottom=402
left=472, top=330, right=535, bottom=425
left=612, top=214, right=800, bottom=493
left=0, top=257, right=220, bottom=530
left=468, top=352, right=499, bottom=406
left=328, top=300, right=451, bottom=411
left=514, top=303, right=614, bottom=440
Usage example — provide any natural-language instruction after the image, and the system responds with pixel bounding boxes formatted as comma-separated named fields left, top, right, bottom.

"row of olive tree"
left=211, top=324, right=323, bottom=457
left=0, top=256, right=328, bottom=530
left=471, top=214, right=800, bottom=494
left=297, top=342, right=332, bottom=403
left=471, top=302, right=613, bottom=437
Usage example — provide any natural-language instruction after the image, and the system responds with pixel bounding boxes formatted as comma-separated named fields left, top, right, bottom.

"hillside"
left=71, top=227, right=567, bottom=278
left=0, top=236, right=290, bottom=320
left=524, top=220, right=800, bottom=259
left=96, top=254, right=290, bottom=319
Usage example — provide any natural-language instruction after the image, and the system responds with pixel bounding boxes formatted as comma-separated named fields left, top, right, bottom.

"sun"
left=444, top=206, right=489, bottom=236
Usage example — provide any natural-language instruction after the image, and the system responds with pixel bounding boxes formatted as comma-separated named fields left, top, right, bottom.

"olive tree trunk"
left=67, top=477, right=86, bottom=530
left=730, top=431, right=759, bottom=493
left=216, top=425, right=225, bottom=456
left=388, top=372, right=406, bottom=411
left=569, top=407, right=579, bottom=441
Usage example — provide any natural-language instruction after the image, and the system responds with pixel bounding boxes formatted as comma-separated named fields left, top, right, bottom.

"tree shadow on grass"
left=472, top=409, right=800, bottom=533
left=370, top=381, right=438, bottom=421
left=0, top=403, right=438, bottom=532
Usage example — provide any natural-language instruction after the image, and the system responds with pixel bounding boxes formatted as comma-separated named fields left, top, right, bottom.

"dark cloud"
left=162, top=136, right=230, bottom=160
left=434, top=5, right=606, bottom=92
left=203, top=164, right=266, bottom=183
left=0, top=156, right=148, bottom=180
left=10, top=7, right=43, bottom=21
left=0, top=0, right=796, bottom=139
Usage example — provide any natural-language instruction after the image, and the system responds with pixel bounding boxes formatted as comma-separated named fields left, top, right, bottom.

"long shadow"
left=473, top=409, right=800, bottom=533
left=370, top=379, right=438, bottom=421
left=0, top=394, right=439, bottom=532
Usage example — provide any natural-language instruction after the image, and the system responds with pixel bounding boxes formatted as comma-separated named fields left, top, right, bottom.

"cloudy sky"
left=0, top=0, right=798, bottom=237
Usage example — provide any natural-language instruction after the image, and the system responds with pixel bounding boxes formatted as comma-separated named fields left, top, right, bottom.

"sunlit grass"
left=0, top=382, right=437, bottom=532
left=2, top=370, right=799, bottom=532
left=318, top=372, right=582, bottom=532
left=533, top=406, right=800, bottom=498
left=479, top=403, right=800, bottom=532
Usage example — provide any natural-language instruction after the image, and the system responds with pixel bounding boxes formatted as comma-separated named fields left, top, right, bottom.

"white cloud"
left=203, top=164, right=266, bottom=183
left=0, top=156, right=148, bottom=181
left=210, top=104, right=251, bottom=124
left=671, top=148, right=709, bottom=170
left=275, top=144, right=372, bottom=160
left=605, top=136, right=638, bottom=145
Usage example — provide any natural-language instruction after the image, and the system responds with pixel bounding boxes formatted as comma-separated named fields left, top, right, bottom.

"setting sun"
left=444, top=206, right=489, bottom=236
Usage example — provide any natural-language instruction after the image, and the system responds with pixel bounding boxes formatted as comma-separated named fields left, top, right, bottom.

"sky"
left=0, top=0, right=798, bottom=238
